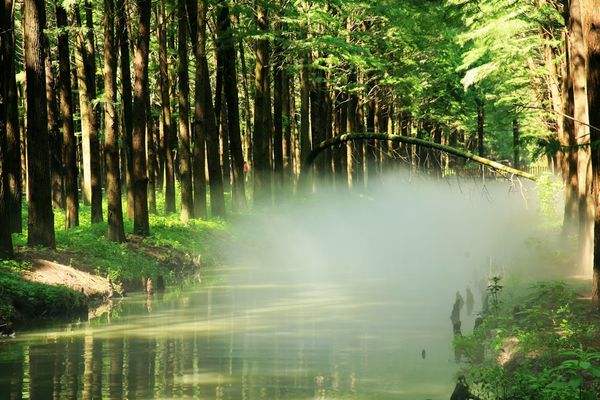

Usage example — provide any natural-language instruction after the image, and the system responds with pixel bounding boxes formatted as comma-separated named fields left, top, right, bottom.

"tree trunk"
left=304, top=133, right=536, bottom=181
left=44, top=41, right=64, bottom=209
left=0, top=0, right=14, bottom=257
left=2, top=0, right=21, bottom=233
left=74, top=1, right=102, bottom=223
left=570, top=0, right=593, bottom=272
left=131, top=0, right=151, bottom=235
left=476, top=98, right=485, bottom=157
left=177, top=0, right=193, bottom=222
left=24, top=0, right=55, bottom=247
left=194, top=3, right=224, bottom=217
left=252, top=2, right=273, bottom=204
left=584, top=1, right=600, bottom=304
left=299, top=54, right=311, bottom=182
left=561, top=29, right=579, bottom=234
left=116, top=0, right=134, bottom=219
left=56, top=3, right=79, bottom=228
left=273, top=19, right=285, bottom=194
left=216, top=0, right=246, bottom=209
left=185, top=0, right=210, bottom=219
left=513, top=117, right=520, bottom=169
left=103, top=0, right=125, bottom=242
left=146, top=92, right=157, bottom=214
left=157, top=0, right=176, bottom=214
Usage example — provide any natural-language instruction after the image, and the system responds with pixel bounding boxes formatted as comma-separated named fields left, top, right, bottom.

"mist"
left=215, top=175, right=551, bottom=399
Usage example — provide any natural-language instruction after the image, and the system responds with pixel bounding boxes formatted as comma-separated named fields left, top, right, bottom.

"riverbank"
left=0, top=202, right=230, bottom=334
left=453, top=277, right=600, bottom=399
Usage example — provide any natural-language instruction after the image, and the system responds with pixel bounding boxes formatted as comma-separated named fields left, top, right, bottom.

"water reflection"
left=0, top=270, right=460, bottom=400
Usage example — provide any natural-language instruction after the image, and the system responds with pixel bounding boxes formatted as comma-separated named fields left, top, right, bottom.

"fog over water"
left=0, top=175, right=555, bottom=399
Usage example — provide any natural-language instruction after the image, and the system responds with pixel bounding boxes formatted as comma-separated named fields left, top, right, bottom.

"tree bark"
left=513, top=117, right=520, bottom=169
left=56, top=3, right=79, bottom=228
left=146, top=91, right=157, bottom=214
left=131, top=0, right=151, bottom=235
left=177, top=0, right=193, bottom=222
left=157, top=0, right=176, bottom=214
left=74, top=1, right=102, bottom=223
left=216, top=0, right=246, bottom=209
left=253, top=1, right=273, bottom=204
left=116, top=0, right=134, bottom=219
left=44, top=41, right=64, bottom=209
left=304, top=133, right=536, bottom=181
left=24, top=0, right=55, bottom=247
left=570, top=0, right=593, bottom=272
left=191, top=2, right=224, bottom=218
left=0, top=0, right=14, bottom=257
left=2, top=0, right=21, bottom=233
left=476, top=98, right=485, bottom=157
left=186, top=0, right=212, bottom=219
left=104, top=0, right=125, bottom=242
left=561, top=29, right=579, bottom=234
left=273, top=18, right=285, bottom=193
left=584, top=1, right=600, bottom=305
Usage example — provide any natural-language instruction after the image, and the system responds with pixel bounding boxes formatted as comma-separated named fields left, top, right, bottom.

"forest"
left=2, top=0, right=600, bottom=398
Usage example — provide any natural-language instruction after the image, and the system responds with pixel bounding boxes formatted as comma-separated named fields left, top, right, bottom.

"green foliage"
left=0, top=270, right=87, bottom=322
left=455, top=282, right=600, bottom=399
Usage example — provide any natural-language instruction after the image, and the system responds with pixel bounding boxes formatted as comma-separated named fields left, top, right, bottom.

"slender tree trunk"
left=131, top=0, right=151, bottom=235
left=184, top=0, right=206, bottom=219
left=570, top=0, right=593, bottom=272
left=216, top=1, right=246, bottom=209
left=273, top=18, right=285, bottom=194
left=177, top=0, right=193, bottom=222
left=253, top=1, right=273, bottom=204
left=282, top=73, right=292, bottom=183
left=365, top=97, right=377, bottom=186
left=74, top=1, right=102, bottom=222
left=512, top=117, right=520, bottom=169
left=584, top=2, right=600, bottom=304
left=103, top=0, right=125, bottom=242
left=24, top=0, right=55, bottom=247
left=561, top=29, right=579, bottom=234
left=2, top=0, right=20, bottom=233
left=157, top=0, right=176, bottom=214
left=146, top=92, right=157, bottom=214
left=0, top=0, right=14, bottom=257
left=194, top=2, right=224, bottom=217
left=299, top=54, right=311, bottom=177
left=45, top=42, right=64, bottom=209
left=476, top=98, right=485, bottom=157
left=56, top=3, right=79, bottom=228
left=116, top=0, right=134, bottom=219
left=310, top=67, right=329, bottom=181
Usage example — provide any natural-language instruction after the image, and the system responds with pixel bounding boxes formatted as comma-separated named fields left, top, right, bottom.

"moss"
left=1, top=195, right=230, bottom=327
left=0, top=271, right=88, bottom=322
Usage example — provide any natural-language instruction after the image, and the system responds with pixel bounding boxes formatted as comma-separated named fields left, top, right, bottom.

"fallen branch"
left=303, top=132, right=537, bottom=181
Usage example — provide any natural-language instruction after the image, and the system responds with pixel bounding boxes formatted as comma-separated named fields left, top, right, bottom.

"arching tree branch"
left=304, top=132, right=537, bottom=181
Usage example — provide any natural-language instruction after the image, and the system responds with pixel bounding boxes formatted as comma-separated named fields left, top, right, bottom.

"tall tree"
left=569, top=0, right=593, bottom=271
left=194, top=0, right=225, bottom=217
left=44, top=43, right=64, bottom=209
left=177, top=0, right=193, bottom=222
left=0, top=0, right=14, bottom=257
left=584, top=1, right=600, bottom=304
left=116, top=0, right=134, bottom=219
left=157, top=0, right=176, bottom=214
left=56, top=2, right=78, bottom=228
left=74, top=1, right=102, bottom=223
left=23, top=0, right=55, bottom=247
left=185, top=0, right=207, bottom=219
left=216, top=0, right=246, bottom=209
left=131, top=0, right=151, bottom=235
left=104, top=0, right=125, bottom=242
left=253, top=0, right=273, bottom=204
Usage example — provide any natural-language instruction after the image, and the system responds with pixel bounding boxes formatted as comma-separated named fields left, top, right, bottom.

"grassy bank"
left=454, top=279, right=600, bottom=399
left=0, top=199, right=230, bottom=331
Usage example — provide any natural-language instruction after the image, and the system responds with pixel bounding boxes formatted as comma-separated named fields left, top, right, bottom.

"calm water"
left=0, top=263, right=466, bottom=400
